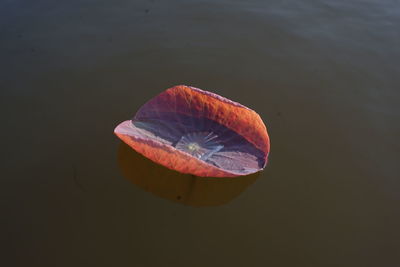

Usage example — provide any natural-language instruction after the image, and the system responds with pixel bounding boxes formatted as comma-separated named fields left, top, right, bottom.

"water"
left=175, top=132, right=224, bottom=161
left=1, top=0, right=399, bottom=266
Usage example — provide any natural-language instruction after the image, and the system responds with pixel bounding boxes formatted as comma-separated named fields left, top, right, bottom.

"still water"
left=1, top=0, right=399, bottom=266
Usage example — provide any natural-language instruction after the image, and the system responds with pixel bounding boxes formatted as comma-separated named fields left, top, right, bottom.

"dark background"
left=1, top=0, right=399, bottom=266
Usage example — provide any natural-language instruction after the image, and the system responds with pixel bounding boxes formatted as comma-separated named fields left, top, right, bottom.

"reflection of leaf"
left=117, top=142, right=261, bottom=207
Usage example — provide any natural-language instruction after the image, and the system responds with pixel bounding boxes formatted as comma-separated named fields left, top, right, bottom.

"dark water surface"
left=1, top=0, right=399, bottom=266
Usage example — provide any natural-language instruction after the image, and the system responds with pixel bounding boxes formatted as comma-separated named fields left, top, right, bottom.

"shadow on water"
left=117, top=142, right=261, bottom=207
